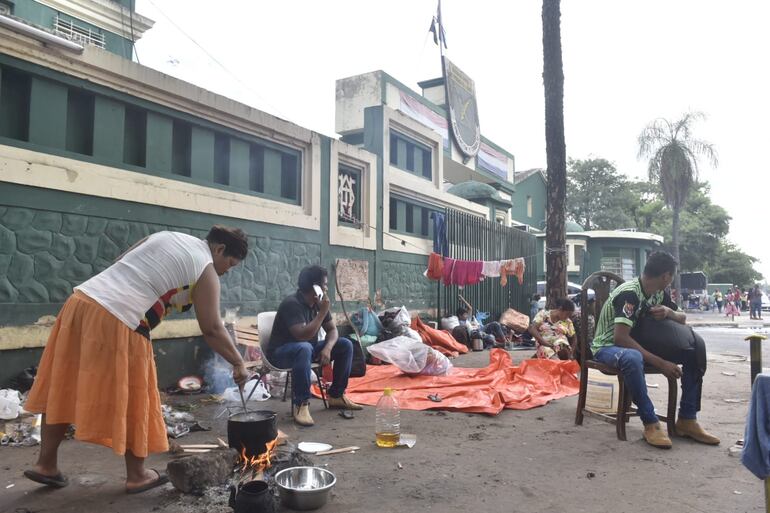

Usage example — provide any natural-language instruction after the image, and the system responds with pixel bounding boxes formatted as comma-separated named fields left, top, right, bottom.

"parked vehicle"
left=536, top=281, right=594, bottom=310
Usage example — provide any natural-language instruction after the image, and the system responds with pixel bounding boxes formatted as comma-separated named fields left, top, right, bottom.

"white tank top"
left=76, top=231, right=213, bottom=334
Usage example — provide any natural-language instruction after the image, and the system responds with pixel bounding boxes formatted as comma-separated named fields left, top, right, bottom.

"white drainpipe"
left=0, top=14, right=83, bottom=53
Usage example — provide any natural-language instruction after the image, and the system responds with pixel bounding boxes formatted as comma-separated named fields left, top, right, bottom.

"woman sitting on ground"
left=529, top=298, right=577, bottom=360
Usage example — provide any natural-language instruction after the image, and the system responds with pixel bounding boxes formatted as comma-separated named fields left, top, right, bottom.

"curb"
left=690, top=322, right=770, bottom=329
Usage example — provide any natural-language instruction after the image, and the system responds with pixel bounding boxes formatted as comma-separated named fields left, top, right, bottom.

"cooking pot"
left=227, top=410, right=277, bottom=457
left=229, top=480, right=275, bottom=513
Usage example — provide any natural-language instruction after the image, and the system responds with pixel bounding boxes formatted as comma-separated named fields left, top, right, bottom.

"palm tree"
left=637, top=112, right=718, bottom=299
left=542, top=0, right=567, bottom=307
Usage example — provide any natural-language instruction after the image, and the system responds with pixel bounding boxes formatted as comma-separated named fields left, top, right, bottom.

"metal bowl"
left=274, top=466, right=336, bottom=510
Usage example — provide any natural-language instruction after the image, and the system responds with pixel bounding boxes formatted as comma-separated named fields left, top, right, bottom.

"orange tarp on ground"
left=410, top=315, right=469, bottom=357
left=341, top=349, right=580, bottom=415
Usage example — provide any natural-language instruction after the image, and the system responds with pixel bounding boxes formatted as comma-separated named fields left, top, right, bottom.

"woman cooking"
left=23, top=225, right=250, bottom=494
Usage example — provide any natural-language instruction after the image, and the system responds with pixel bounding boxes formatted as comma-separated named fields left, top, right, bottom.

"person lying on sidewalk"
left=528, top=298, right=576, bottom=360
left=267, top=265, right=362, bottom=426
left=590, top=251, right=720, bottom=449
left=454, top=307, right=509, bottom=349
left=23, top=226, right=250, bottom=493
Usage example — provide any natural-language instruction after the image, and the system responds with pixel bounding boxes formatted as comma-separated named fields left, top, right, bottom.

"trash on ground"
left=733, top=490, right=742, bottom=495
left=586, top=472, right=596, bottom=479
left=221, top=380, right=270, bottom=403
left=338, top=410, right=354, bottom=419
left=0, top=389, right=23, bottom=420
left=398, top=434, right=417, bottom=448
left=646, top=383, right=659, bottom=388
left=162, top=405, right=211, bottom=439
left=721, top=371, right=737, bottom=377
left=6, top=483, right=14, bottom=488
left=1, top=413, right=41, bottom=446
left=728, top=445, right=743, bottom=457
left=397, top=462, right=403, bottom=470
left=723, top=398, right=747, bottom=404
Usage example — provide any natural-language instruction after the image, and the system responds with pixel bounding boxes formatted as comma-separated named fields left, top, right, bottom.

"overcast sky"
left=135, top=0, right=770, bottom=282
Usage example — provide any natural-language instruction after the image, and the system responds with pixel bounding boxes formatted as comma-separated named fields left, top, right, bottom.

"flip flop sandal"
left=126, top=469, right=169, bottom=494
left=23, top=470, right=69, bottom=488
left=338, top=410, right=354, bottom=420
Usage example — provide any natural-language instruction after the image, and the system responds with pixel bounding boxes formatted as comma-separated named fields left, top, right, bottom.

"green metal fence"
left=438, top=209, right=537, bottom=322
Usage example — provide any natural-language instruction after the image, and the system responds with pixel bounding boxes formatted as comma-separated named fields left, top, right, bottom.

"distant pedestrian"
left=714, top=290, right=723, bottom=313
left=725, top=292, right=740, bottom=317
left=750, top=284, right=763, bottom=320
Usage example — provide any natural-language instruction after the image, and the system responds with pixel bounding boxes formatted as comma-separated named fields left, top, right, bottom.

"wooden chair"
left=574, top=271, right=678, bottom=440
left=252, top=311, right=328, bottom=411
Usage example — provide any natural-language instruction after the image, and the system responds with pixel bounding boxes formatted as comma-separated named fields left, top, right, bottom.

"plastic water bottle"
left=375, top=387, right=400, bottom=448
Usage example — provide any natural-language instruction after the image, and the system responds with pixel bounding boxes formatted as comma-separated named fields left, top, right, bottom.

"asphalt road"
left=695, top=326, right=770, bottom=365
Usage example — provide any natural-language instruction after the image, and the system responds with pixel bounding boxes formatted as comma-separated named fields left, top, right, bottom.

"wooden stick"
left=458, top=293, right=473, bottom=312
left=183, top=448, right=212, bottom=453
left=180, top=444, right=219, bottom=449
left=315, top=446, right=360, bottom=456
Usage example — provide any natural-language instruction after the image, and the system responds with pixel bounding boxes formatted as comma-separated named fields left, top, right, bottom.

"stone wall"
left=380, top=261, right=434, bottom=310
left=0, top=205, right=321, bottom=317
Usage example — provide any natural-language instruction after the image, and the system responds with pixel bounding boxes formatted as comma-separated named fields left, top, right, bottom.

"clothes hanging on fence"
left=426, top=252, right=444, bottom=281
left=451, top=260, right=483, bottom=287
left=442, top=257, right=456, bottom=286
left=500, top=258, right=526, bottom=286
left=481, top=260, right=502, bottom=278
left=430, top=212, right=449, bottom=257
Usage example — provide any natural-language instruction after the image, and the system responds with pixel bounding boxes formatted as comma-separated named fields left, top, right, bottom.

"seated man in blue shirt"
left=268, top=265, right=362, bottom=426
left=591, top=251, right=719, bottom=449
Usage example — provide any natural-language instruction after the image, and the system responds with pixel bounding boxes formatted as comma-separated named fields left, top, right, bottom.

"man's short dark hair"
left=205, top=225, right=248, bottom=260
left=553, top=298, right=575, bottom=312
left=456, top=307, right=469, bottom=317
left=297, top=265, right=328, bottom=292
left=643, top=251, right=678, bottom=278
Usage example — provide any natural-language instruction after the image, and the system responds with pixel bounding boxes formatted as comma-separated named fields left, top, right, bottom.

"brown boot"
left=293, top=402, right=314, bottom=426
left=675, top=418, right=720, bottom=445
left=327, top=394, right=363, bottom=410
left=643, top=422, right=672, bottom=449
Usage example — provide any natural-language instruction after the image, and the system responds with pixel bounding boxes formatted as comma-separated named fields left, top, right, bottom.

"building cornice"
left=35, top=0, right=154, bottom=40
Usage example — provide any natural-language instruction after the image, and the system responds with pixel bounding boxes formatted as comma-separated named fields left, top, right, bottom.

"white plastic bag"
left=420, top=347, right=454, bottom=376
left=367, top=337, right=428, bottom=374
left=0, top=389, right=22, bottom=420
left=440, top=316, right=460, bottom=331
left=222, top=379, right=270, bottom=403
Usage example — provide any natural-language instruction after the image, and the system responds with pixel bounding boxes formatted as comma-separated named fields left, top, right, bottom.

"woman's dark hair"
left=553, top=298, right=575, bottom=312
left=456, top=307, right=469, bottom=317
left=298, top=265, right=328, bottom=292
left=205, top=225, right=248, bottom=260
left=643, top=251, right=678, bottom=278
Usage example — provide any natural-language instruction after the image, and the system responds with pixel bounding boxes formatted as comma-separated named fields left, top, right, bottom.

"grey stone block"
left=166, top=448, right=239, bottom=495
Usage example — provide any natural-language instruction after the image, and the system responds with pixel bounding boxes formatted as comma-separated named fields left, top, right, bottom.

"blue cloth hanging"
left=431, top=212, right=448, bottom=256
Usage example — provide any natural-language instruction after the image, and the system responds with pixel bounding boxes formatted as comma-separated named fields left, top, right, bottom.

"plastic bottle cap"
left=383, top=387, right=393, bottom=396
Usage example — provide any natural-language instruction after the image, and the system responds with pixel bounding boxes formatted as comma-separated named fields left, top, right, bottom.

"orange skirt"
left=25, top=291, right=168, bottom=457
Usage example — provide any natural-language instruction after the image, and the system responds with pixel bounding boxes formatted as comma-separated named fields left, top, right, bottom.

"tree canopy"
left=566, top=157, right=762, bottom=287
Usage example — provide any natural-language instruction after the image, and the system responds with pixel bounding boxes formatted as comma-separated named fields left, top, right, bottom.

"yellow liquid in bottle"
left=375, top=432, right=400, bottom=448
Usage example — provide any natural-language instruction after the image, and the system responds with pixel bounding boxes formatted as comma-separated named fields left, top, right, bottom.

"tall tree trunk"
left=542, top=0, right=567, bottom=307
left=671, top=205, right=681, bottom=305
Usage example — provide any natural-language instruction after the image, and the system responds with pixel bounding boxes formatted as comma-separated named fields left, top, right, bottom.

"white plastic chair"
left=256, top=311, right=328, bottom=410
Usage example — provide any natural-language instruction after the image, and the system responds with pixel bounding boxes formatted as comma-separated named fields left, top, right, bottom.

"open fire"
left=234, top=437, right=278, bottom=485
